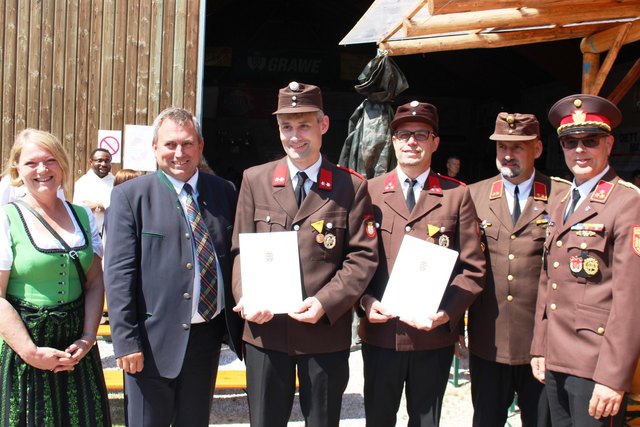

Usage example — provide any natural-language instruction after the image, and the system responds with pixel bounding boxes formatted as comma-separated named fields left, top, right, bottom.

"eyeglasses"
left=559, top=135, right=603, bottom=150
left=394, top=130, right=436, bottom=142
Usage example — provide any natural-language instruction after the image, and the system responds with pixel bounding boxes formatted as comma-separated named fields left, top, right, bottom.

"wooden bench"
left=103, top=369, right=250, bottom=392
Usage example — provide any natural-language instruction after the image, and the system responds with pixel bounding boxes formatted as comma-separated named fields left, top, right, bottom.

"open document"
left=239, top=231, right=303, bottom=313
left=381, top=235, right=459, bottom=327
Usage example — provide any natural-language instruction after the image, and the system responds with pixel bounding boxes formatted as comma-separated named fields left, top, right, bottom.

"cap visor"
left=272, top=106, right=321, bottom=115
left=489, top=133, right=538, bottom=141
left=558, top=127, right=609, bottom=137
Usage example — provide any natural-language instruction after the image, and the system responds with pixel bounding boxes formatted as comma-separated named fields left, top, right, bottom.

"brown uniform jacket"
left=468, top=172, right=570, bottom=365
left=359, top=170, right=485, bottom=351
left=231, top=157, right=378, bottom=355
left=531, top=169, right=640, bottom=391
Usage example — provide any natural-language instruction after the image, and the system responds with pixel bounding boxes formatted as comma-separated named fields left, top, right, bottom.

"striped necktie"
left=183, top=183, right=218, bottom=320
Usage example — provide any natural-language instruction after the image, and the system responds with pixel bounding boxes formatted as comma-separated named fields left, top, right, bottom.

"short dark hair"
left=90, top=147, right=112, bottom=161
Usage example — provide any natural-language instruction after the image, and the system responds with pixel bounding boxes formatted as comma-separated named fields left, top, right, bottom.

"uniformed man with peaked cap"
left=230, top=81, right=378, bottom=427
left=531, top=94, right=640, bottom=426
left=359, top=100, right=485, bottom=426
left=468, top=112, right=569, bottom=427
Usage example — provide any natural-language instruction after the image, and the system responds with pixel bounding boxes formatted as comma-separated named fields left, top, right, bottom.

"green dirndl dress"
left=0, top=203, right=111, bottom=427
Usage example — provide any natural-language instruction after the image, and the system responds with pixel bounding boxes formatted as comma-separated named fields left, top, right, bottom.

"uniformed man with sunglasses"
left=358, top=101, right=486, bottom=426
left=531, top=94, right=640, bottom=427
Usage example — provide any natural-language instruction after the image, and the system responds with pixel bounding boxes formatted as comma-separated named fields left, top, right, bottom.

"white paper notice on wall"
left=124, top=125, right=156, bottom=172
left=97, top=130, right=122, bottom=164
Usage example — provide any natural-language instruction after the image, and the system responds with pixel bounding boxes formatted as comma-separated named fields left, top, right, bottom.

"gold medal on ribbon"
left=324, top=233, right=336, bottom=249
left=315, top=234, right=325, bottom=244
left=583, top=257, right=599, bottom=276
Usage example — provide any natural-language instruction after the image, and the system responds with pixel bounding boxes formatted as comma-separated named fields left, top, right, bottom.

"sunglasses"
left=394, top=130, right=437, bottom=142
left=559, top=135, right=604, bottom=150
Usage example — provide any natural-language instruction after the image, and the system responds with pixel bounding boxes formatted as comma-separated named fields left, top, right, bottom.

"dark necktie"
left=564, top=188, right=581, bottom=224
left=183, top=184, right=218, bottom=320
left=294, top=171, right=308, bottom=207
left=512, top=185, right=521, bottom=225
left=405, top=178, right=418, bottom=212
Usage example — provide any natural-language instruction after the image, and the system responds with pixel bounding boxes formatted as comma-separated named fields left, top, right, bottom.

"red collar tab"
left=383, top=173, right=397, bottom=192
left=426, top=175, right=442, bottom=195
left=590, top=180, right=614, bottom=203
left=490, top=181, right=503, bottom=200
left=272, top=165, right=288, bottom=187
left=533, top=181, right=548, bottom=201
left=318, top=168, right=333, bottom=190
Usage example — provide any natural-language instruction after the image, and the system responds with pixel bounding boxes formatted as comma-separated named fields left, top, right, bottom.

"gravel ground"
left=99, top=340, right=524, bottom=426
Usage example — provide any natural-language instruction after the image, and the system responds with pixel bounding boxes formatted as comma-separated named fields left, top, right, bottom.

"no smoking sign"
left=97, top=130, right=122, bottom=163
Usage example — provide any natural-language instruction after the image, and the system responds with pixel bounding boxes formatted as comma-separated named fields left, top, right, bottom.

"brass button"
left=508, top=254, right=515, bottom=260
left=507, top=295, right=513, bottom=302
left=553, top=261, right=560, bottom=269
left=510, top=234, right=516, bottom=240
left=507, top=274, right=514, bottom=281
left=597, top=327, right=605, bottom=335
left=186, top=262, right=193, bottom=270
left=580, top=242, right=587, bottom=250
left=556, top=241, right=563, bottom=248
left=550, top=303, right=557, bottom=310
left=552, top=283, right=558, bottom=290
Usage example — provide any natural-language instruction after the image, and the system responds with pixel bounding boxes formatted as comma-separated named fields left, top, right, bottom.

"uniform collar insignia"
left=533, top=181, right=548, bottom=201
left=590, top=180, right=614, bottom=204
left=426, top=175, right=442, bottom=195
left=318, top=168, right=332, bottom=190
left=272, top=164, right=288, bottom=187
left=490, top=180, right=503, bottom=200
left=383, top=172, right=398, bottom=192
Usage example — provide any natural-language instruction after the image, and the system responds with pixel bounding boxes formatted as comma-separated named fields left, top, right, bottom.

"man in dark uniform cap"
left=468, top=112, right=569, bottom=427
left=531, top=94, right=640, bottom=426
left=358, top=100, right=486, bottom=426
left=231, top=82, right=378, bottom=427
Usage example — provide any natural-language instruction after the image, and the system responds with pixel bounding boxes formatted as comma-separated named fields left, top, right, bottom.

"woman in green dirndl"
left=0, top=129, right=110, bottom=426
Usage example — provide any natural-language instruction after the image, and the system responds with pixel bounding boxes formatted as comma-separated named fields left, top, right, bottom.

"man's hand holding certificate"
left=381, top=235, right=459, bottom=329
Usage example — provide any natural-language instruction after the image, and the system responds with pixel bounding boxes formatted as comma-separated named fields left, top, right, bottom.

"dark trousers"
left=362, top=343, right=454, bottom=427
left=244, top=343, right=350, bottom=427
left=545, top=370, right=625, bottom=427
left=124, top=315, right=226, bottom=427
left=469, top=353, right=551, bottom=427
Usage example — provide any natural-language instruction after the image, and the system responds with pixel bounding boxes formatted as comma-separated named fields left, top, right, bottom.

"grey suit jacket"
left=104, top=171, right=242, bottom=378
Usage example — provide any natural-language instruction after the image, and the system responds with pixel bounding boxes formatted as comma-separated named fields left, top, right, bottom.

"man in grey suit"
left=104, top=107, right=242, bottom=426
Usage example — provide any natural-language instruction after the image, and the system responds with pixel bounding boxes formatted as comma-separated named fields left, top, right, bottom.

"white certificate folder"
left=239, top=231, right=303, bottom=314
left=381, top=235, right=459, bottom=325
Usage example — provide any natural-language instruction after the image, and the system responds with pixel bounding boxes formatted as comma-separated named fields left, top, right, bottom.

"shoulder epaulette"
left=550, top=176, right=572, bottom=186
left=437, top=173, right=466, bottom=186
left=618, top=179, right=640, bottom=195
left=336, top=165, right=365, bottom=180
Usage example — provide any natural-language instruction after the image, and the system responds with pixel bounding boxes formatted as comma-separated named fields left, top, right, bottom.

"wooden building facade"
left=0, top=0, right=202, bottom=183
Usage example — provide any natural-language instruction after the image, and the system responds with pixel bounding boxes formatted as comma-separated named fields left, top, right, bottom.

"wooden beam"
left=407, top=4, right=640, bottom=38
left=608, top=57, right=640, bottom=104
left=380, top=0, right=430, bottom=43
left=581, top=19, right=640, bottom=53
left=582, top=52, right=600, bottom=93
left=427, top=0, right=638, bottom=15
left=381, top=24, right=609, bottom=55
left=590, top=23, right=632, bottom=95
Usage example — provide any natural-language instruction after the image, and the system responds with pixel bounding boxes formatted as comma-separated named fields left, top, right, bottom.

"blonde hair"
left=4, top=129, right=72, bottom=198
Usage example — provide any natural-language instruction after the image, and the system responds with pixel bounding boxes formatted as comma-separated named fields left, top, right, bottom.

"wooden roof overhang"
left=341, top=0, right=640, bottom=103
